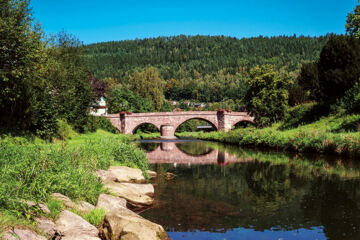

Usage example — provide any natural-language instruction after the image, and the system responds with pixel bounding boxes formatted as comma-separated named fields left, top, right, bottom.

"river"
left=136, top=139, right=360, bottom=240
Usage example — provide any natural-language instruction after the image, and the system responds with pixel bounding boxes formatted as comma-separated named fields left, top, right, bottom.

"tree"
left=160, top=100, right=175, bottom=112
left=244, top=64, right=292, bottom=127
left=129, top=67, right=164, bottom=111
left=297, top=62, right=319, bottom=101
left=47, top=31, right=95, bottom=132
left=90, top=74, right=107, bottom=100
left=106, top=86, right=154, bottom=114
left=0, top=0, right=57, bottom=138
left=346, top=1, right=360, bottom=38
left=317, top=35, right=360, bottom=103
left=298, top=35, right=360, bottom=105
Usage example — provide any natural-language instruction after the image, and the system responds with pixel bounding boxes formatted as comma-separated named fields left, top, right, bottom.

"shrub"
left=96, top=117, right=119, bottom=134
left=56, top=119, right=77, bottom=140
left=340, top=82, right=360, bottom=113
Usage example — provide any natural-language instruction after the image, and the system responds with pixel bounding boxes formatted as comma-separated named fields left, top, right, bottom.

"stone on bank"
left=96, top=194, right=169, bottom=240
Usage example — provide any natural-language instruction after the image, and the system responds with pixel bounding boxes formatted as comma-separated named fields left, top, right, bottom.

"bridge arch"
left=131, top=122, right=160, bottom=134
left=231, top=120, right=255, bottom=130
left=175, top=142, right=214, bottom=156
left=174, top=117, right=218, bottom=133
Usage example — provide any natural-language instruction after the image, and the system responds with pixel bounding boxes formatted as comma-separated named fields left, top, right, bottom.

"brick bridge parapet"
left=106, top=111, right=254, bottom=138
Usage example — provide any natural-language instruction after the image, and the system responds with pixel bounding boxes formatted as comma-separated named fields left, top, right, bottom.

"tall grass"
left=0, top=129, right=148, bottom=228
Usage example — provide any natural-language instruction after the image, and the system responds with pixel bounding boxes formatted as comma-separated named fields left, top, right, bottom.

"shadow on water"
left=136, top=140, right=360, bottom=240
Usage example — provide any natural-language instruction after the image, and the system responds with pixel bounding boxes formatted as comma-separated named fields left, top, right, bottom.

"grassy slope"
left=0, top=129, right=148, bottom=234
left=177, top=113, right=360, bottom=157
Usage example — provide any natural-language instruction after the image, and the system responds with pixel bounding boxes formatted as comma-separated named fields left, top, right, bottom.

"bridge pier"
left=160, top=125, right=176, bottom=139
left=160, top=142, right=175, bottom=151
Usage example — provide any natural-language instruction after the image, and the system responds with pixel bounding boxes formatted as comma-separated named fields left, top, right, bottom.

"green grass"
left=178, top=113, right=360, bottom=157
left=83, top=208, right=106, bottom=227
left=0, top=129, right=148, bottom=232
left=0, top=211, right=35, bottom=235
left=137, top=132, right=161, bottom=139
left=47, top=198, right=64, bottom=220
left=70, top=207, right=106, bottom=227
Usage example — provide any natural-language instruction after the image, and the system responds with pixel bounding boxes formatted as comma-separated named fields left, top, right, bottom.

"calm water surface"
left=136, top=140, right=360, bottom=240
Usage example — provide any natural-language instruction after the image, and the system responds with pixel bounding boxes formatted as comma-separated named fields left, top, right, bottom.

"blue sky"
left=31, top=0, right=357, bottom=44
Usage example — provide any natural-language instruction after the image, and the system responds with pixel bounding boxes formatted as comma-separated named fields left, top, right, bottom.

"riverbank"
left=0, top=130, right=167, bottom=239
left=177, top=113, right=360, bottom=158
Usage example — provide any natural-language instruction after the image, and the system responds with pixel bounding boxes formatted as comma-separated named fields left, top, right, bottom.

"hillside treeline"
left=84, top=35, right=328, bottom=102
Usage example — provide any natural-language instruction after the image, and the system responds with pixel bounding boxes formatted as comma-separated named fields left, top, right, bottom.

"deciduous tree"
left=47, top=31, right=95, bottom=132
left=0, top=0, right=57, bottom=138
left=129, top=67, right=164, bottom=111
left=346, top=1, right=360, bottom=38
left=106, top=86, right=154, bottom=113
left=245, top=64, right=292, bottom=127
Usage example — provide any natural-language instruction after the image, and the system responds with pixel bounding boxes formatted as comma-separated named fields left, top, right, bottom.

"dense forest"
left=84, top=35, right=328, bottom=103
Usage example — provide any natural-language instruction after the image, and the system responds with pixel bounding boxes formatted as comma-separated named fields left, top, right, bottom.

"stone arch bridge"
left=106, top=111, right=254, bottom=138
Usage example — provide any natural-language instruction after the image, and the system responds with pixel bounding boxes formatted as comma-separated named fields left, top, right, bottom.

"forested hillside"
left=84, top=35, right=328, bottom=102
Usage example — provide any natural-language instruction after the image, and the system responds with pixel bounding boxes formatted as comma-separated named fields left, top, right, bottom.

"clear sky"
left=30, top=0, right=358, bottom=44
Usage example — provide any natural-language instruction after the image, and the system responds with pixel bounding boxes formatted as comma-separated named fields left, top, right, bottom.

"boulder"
left=120, top=183, right=155, bottom=197
left=108, top=166, right=146, bottom=183
left=56, top=210, right=100, bottom=240
left=147, top=170, right=157, bottom=179
left=105, top=182, right=153, bottom=207
left=38, top=203, right=51, bottom=214
left=3, top=228, right=47, bottom=240
left=35, top=217, right=57, bottom=238
left=61, top=236, right=101, bottom=240
left=96, top=194, right=127, bottom=210
left=94, top=169, right=117, bottom=183
left=96, top=194, right=169, bottom=240
left=76, top=201, right=95, bottom=214
left=51, top=193, right=75, bottom=208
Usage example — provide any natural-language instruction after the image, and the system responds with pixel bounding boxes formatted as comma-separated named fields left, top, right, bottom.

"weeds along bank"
left=0, top=130, right=148, bottom=232
left=178, top=113, right=360, bottom=158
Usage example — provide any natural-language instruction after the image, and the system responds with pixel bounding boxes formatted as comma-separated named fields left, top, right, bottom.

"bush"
left=56, top=119, right=77, bottom=140
left=96, top=117, right=119, bottom=134
left=340, top=82, right=360, bottom=113
left=280, top=103, right=315, bottom=129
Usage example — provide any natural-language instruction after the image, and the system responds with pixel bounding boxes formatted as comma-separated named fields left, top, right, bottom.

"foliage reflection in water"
left=136, top=140, right=360, bottom=240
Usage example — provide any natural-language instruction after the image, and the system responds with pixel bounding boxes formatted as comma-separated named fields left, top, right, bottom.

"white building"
left=90, top=96, right=108, bottom=116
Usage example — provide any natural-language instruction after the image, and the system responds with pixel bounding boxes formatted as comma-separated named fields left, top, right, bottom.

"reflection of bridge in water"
left=146, top=142, right=253, bottom=165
